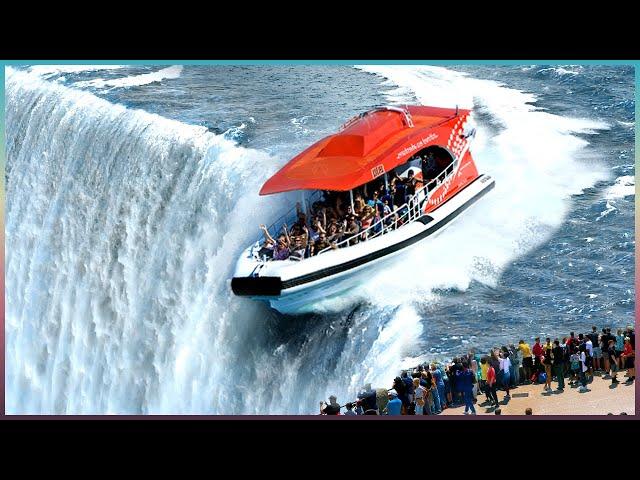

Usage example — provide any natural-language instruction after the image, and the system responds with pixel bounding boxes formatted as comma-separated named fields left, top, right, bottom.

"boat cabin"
left=255, top=106, right=474, bottom=262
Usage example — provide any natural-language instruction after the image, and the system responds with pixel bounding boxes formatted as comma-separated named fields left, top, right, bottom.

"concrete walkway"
left=439, top=371, right=636, bottom=416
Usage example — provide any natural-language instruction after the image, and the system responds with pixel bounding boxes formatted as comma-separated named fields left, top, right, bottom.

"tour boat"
left=231, top=105, right=495, bottom=313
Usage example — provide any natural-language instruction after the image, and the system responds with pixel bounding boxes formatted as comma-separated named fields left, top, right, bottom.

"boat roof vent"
left=340, top=105, right=414, bottom=131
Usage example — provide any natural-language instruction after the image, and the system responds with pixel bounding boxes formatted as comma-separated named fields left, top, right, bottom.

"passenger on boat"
left=354, top=194, right=366, bottom=216
left=372, top=208, right=384, bottom=235
left=290, top=235, right=307, bottom=260
left=367, top=191, right=382, bottom=210
left=345, top=218, right=360, bottom=246
left=287, top=223, right=309, bottom=260
left=326, top=221, right=344, bottom=243
left=308, top=215, right=326, bottom=243
left=422, top=152, right=438, bottom=180
left=359, top=205, right=375, bottom=241
left=380, top=188, right=393, bottom=209
left=257, top=224, right=275, bottom=259
left=310, top=232, right=337, bottom=256
left=404, top=169, right=423, bottom=197
left=393, top=178, right=407, bottom=208
left=343, top=205, right=360, bottom=228
left=286, top=223, right=297, bottom=241
left=382, top=199, right=394, bottom=225
left=273, top=234, right=290, bottom=261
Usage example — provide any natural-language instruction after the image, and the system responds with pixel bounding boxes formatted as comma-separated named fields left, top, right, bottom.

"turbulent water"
left=5, top=64, right=635, bottom=414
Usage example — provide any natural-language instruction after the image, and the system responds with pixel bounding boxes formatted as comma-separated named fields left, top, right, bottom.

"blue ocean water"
left=4, top=64, right=635, bottom=414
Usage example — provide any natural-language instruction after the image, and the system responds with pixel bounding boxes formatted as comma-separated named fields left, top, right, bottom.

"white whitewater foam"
left=73, top=65, right=183, bottom=90
left=538, top=66, right=583, bottom=76
left=223, top=122, right=247, bottom=140
left=349, top=304, right=425, bottom=386
left=604, top=175, right=635, bottom=200
left=290, top=116, right=312, bottom=136
left=27, top=65, right=125, bottom=80
left=597, top=200, right=617, bottom=220
left=598, top=175, right=635, bottom=220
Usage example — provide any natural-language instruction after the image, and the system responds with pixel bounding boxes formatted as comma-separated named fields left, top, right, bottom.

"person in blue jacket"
left=401, top=371, right=415, bottom=404
left=385, top=390, right=403, bottom=415
left=431, top=363, right=447, bottom=410
left=456, top=361, right=477, bottom=415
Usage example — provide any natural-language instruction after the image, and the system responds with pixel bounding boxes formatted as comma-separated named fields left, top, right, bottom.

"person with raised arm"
left=257, top=224, right=275, bottom=260
left=272, top=223, right=291, bottom=261
left=307, top=215, right=323, bottom=243
left=289, top=224, right=308, bottom=260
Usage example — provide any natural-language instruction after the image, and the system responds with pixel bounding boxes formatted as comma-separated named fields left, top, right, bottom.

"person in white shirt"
left=499, top=351, right=512, bottom=397
left=585, top=338, right=593, bottom=356
left=585, top=338, right=594, bottom=378
left=579, top=347, right=589, bottom=392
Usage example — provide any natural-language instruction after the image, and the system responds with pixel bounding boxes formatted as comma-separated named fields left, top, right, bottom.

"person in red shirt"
left=485, top=356, right=499, bottom=407
left=621, top=338, right=635, bottom=383
left=532, top=337, right=544, bottom=379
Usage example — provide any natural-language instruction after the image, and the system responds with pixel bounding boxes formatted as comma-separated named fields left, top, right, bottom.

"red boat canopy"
left=260, top=106, right=469, bottom=195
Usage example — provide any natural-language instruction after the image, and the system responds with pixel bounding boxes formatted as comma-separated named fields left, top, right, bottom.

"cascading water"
left=5, top=68, right=284, bottom=413
left=5, top=65, right=631, bottom=414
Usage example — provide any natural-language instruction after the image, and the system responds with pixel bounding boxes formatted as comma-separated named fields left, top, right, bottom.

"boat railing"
left=317, top=197, right=418, bottom=254
left=317, top=159, right=458, bottom=255
left=416, top=157, right=458, bottom=198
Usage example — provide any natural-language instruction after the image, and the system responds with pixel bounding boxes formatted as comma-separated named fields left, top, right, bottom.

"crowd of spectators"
left=319, top=324, right=635, bottom=416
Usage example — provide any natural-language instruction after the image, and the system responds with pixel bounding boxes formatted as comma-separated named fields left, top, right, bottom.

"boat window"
left=409, top=145, right=454, bottom=183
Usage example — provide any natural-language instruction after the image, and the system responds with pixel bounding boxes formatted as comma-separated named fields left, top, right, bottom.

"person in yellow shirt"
left=481, top=357, right=489, bottom=380
left=480, top=356, right=490, bottom=404
left=545, top=337, right=553, bottom=351
left=519, top=339, right=534, bottom=384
